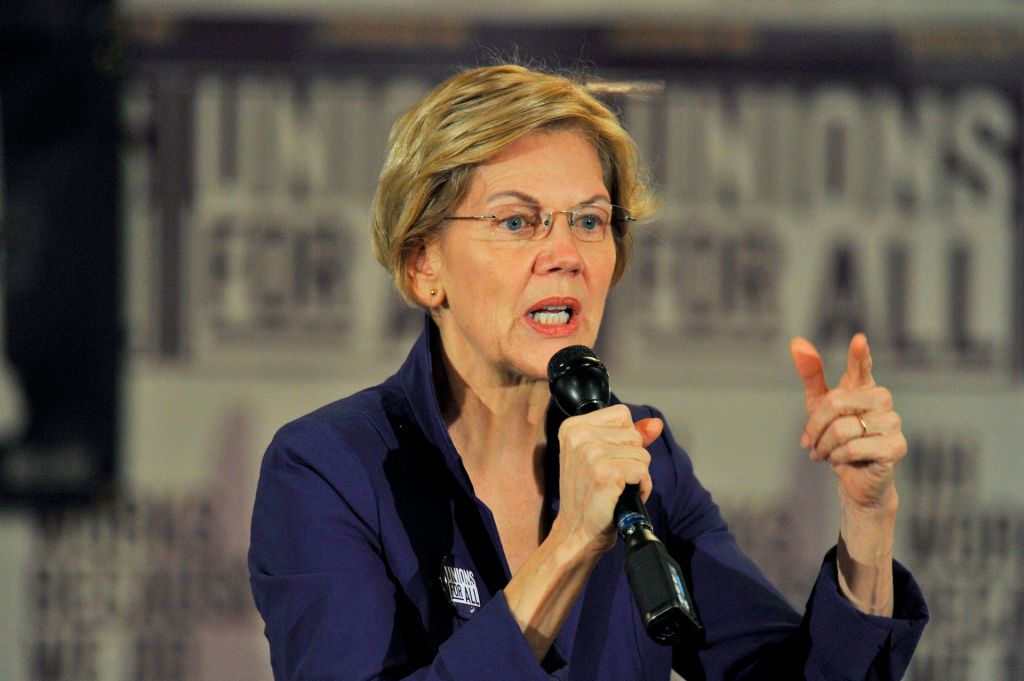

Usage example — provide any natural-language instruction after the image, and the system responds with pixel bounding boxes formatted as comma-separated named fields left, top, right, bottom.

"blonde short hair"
left=370, top=64, right=654, bottom=305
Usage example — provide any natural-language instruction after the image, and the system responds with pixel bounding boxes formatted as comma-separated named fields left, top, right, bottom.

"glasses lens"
left=571, top=204, right=613, bottom=241
left=489, top=206, right=542, bottom=240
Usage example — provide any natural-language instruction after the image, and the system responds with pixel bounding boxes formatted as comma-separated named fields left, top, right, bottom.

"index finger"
left=837, top=333, right=875, bottom=390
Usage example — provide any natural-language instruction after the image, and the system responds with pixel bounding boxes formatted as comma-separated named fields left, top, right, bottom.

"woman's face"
left=421, top=128, right=617, bottom=383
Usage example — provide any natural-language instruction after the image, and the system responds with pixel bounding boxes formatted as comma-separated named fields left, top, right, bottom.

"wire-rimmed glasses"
left=444, top=202, right=634, bottom=242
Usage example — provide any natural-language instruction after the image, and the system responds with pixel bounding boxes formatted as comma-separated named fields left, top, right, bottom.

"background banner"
left=2, top=14, right=1022, bottom=681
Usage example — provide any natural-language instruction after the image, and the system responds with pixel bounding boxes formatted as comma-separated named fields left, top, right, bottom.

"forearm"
left=503, top=523, right=603, bottom=661
left=836, top=485, right=898, bottom=617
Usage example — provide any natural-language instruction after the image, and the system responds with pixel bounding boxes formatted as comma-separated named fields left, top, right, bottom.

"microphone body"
left=548, top=345, right=702, bottom=645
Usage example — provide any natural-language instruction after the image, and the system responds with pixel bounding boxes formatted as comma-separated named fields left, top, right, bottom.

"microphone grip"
left=614, top=483, right=647, bottom=523
left=615, top=484, right=703, bottom=645
left=624, top=535, right=701, bottom=644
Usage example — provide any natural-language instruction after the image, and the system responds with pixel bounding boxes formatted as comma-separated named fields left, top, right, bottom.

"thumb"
left=635, top=417, right=664, bottom=448
left=790, top=336, right=829, bottom=400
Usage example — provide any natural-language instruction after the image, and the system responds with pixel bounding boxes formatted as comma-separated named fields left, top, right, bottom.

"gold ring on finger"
left=858, top=416, right=869, bottom=438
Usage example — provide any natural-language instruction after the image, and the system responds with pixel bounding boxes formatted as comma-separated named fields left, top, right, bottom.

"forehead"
left=465, top=129, right=608, bottom=204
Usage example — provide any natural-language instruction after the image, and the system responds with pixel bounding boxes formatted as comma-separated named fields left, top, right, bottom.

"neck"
left=434, top=344, right=551, bottom=474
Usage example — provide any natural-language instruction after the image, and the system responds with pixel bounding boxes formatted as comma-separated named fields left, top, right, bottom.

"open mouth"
left=525, top=298, right=580, bottom=335
left=529, top=305, right=572, bottom=326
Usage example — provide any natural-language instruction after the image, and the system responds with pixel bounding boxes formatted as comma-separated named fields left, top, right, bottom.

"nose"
left=534, top=213, right=583, bottom=275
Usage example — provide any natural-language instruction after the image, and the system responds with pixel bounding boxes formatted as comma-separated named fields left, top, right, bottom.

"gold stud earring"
left=429, top=288, right=438, bottom=296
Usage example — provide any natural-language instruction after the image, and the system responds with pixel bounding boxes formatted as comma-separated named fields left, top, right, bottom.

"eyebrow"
left=486, top=191, right=540, bottom=205
left=485, top=191, right=611, bottom=206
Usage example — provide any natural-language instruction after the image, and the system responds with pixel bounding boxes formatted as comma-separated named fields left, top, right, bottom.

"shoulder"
left=257, top=378, right=414, bottom=516
left=273, top=378, right=407, bottom=464
left=250, top=381, right=409, bottom=576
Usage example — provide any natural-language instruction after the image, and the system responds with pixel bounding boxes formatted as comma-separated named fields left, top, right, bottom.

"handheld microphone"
left=547, top=344, right=702, bottom=645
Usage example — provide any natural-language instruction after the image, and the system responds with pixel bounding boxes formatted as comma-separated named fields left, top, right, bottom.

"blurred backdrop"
left=2, top=1, right=1023, bottom=679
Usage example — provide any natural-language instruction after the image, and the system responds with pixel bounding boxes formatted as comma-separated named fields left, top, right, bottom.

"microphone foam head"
left=547, top=344, right=601, bottom=382
left=547, top=345, right=610, bottom=416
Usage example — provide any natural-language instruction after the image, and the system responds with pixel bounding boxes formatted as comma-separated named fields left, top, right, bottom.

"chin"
left=511, top=322, right=601, bottom=380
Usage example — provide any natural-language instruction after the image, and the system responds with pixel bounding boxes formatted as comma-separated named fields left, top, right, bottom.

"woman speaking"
left=248, top=64, right=928, bottom=680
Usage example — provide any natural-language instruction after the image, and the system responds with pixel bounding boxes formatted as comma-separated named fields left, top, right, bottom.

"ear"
left=407, top=238, right=444, bottom=308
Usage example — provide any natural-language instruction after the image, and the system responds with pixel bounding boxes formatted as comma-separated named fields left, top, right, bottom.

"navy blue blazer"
left=249, top=319, right=927, bottom=680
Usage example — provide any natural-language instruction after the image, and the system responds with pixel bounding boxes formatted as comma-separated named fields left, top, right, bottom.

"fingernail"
left=800, top=432, right=810, bottom=448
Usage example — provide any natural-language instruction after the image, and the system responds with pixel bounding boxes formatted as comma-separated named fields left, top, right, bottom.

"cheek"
left=589, top=242, right=618, bottom=287
left=444, top=247, right=517, bottom=314
left=471, top=254, right=517, bottom=295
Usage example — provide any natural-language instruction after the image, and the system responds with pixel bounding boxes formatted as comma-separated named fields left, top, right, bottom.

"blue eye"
left=578, top=214, right=601, bottom=231
left=492, top=211, right=540, bottom=239
left=501, top=215, right=527, bottom=232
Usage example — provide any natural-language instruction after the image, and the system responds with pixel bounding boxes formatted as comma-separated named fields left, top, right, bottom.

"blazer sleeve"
left=638, top=406, right=929, bottom=681
left=248, top=417, right=567, bottom=681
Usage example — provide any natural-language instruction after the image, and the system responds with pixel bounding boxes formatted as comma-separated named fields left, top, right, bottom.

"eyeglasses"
left=444, top=202, right=635, bottom=243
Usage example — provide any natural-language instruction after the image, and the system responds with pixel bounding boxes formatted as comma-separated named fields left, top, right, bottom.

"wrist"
left=546, top=516, right=613, bottom=569
left=836, top=546, right=894, bottom=616
left=836, top=485, right=897, bottom=617
left=839, top=486, right=897, bottom=558
left=504, top=519, right=604, bottom=661
left=841, top=483, right=899, bottom=517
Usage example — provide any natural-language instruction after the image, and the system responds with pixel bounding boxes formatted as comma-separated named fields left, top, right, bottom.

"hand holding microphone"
left=548, top=345, right=702, bottom=645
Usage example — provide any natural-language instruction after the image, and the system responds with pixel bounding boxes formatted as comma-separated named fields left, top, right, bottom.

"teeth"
left=532, top=310, right=570, bottom=325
